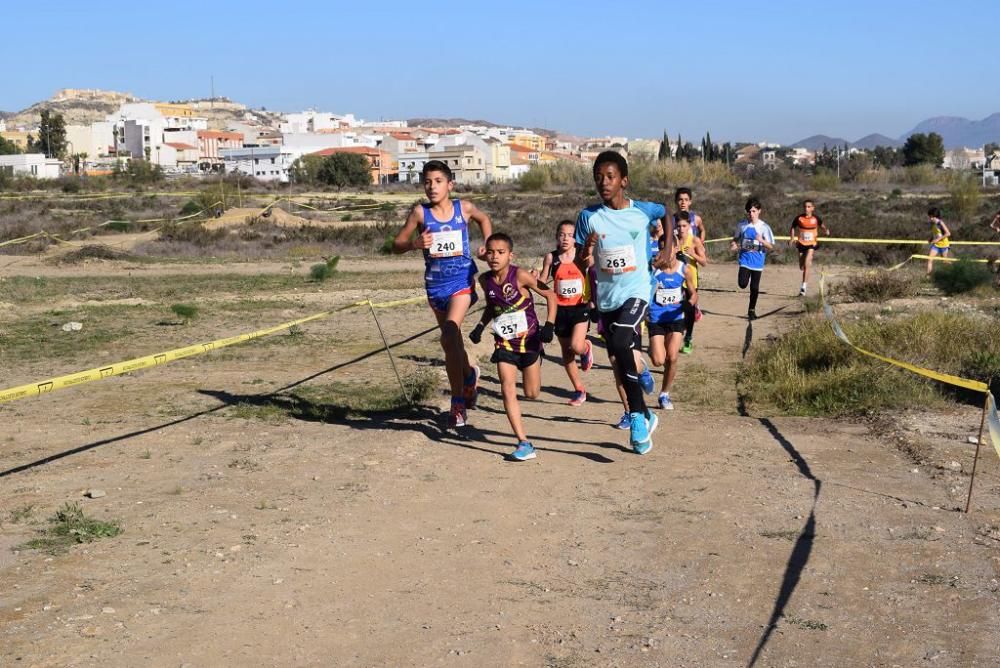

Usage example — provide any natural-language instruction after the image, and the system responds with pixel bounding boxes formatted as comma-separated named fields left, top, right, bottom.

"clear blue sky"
left=3, top=1, right=998, bottom=144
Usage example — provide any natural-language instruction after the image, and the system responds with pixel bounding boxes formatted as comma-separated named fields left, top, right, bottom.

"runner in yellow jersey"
left=674, top=212, right=707, bottom=354
left=926, top=206, right=951, bottom=276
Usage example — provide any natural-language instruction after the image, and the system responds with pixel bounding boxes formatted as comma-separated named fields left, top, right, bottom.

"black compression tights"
left=737, top=267, right=762, bottom=311
left=607, top=325, right=647, bottom=418
left=683, top=301, right=695, bottom=341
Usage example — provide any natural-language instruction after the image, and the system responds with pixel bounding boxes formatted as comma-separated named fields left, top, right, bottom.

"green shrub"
left=518, top=167, right=549, bottom=192
left=170, top=303, right=199, bottom=324
left=309, top=263, right=332, bottom=281
left=949, top=174, right=981, bottom=223
left=809, top=168, right=840, bottom=191
left=839, top=269, right=917, bottom=302
left=309, top=257, right=339, bottom=281
left=961, top=350, right=1000, bottom=397
left=60, top=178, right=81, bottom=193
left=380, top=233, right=396, bottom=255
left=179, top=199, right=201, bottom=216
left=18, top=502, right=122, bottom=553
left=739, top=310, right=1000, bottom=416
left=932, top=259, right=993, bottom=294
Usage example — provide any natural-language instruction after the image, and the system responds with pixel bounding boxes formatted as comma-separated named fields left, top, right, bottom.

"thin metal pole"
left=964, top=393, right=990, bottom=513
left=368, top=298, right=411, bottom=405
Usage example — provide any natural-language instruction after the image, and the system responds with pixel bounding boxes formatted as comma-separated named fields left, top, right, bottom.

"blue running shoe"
left=658, top=392, right=674, bottom=410
left=510, top=441, right=537, bottom=461
left=615, top=411, right=631, bottom=430
left=647, top=411, right=659, bottom=438
left=639, top=363, right=654, bottom=395
left=629, top=412, right=653, bottom=454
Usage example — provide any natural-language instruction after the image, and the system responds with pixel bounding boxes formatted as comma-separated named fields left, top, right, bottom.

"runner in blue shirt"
left=393, top=160, right=492, bottom=429
left=730, top=196, right=774, bottom=321
left=575, top=151, right=667, bottom=455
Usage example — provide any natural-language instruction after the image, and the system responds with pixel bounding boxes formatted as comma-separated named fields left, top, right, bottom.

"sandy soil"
left=1, top=258, right=999, bottom=667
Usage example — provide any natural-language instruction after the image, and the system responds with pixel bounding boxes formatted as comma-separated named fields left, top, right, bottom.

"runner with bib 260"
left=540, top=220, right=594, bottom=406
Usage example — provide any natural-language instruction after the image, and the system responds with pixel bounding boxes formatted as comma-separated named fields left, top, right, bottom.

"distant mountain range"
left=792, top=114, right=1000, bottom=151
left=903, top=114, right=1000, bottom=149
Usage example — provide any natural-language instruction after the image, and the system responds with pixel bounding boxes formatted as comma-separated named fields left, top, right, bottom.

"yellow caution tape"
left=819, top=274, right=999, bottom=457
left=0, top=202, right=224, bottom=249
left=819, top=275, right=989, bottom=392
left=887, top=254, right=993, bottom=271
left=705, top=236, right=1000, bottom=246
left=0, top=231, right=47, bottom=248
left=0, top=294, right=426, bottom=405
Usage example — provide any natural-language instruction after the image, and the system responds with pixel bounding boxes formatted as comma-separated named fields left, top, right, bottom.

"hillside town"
left=1, top=88, right=999, bottom=185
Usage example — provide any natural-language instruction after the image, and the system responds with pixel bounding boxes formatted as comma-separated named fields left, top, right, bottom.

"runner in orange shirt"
left=789, top=199, right=830, bottom=296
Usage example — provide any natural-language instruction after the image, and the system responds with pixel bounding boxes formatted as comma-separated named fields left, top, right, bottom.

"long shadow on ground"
left=737, top=320, right=822, bottom=668
left=2, top=322, right=442, bottom=478
left=197, top=388, right=621, bottom=462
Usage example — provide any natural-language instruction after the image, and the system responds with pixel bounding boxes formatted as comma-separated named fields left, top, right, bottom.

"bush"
left=170, top=303, right=199, bottom=324
left=179, top=199, right=202, bottom=216
left=961, top=350, right=1000, bottom=397
left=839, top=269, right=917, bottom=302
left=932, top=259, right=993, bottom=294
left=739, top=310, right=1000, bottom=416
left=309, top=263, right=332, bottom=281
left=309, top=255, right=340, bottom=281
left=60, top=178, right=81, bottom=193
left=809, top=168, right=840, bottom=191
left=518, top=167, right=550, bottom=192
left=18, top=502, right=122, bottom=553
left=948, top=174, right=981, bottom=223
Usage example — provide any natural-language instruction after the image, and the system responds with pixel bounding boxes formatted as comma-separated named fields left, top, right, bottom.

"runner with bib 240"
left=392, top=160, right=492, bottom=429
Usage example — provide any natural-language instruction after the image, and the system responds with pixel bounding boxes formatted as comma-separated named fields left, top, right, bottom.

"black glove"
left=540, top=322, right=554, bottom=343
left=469, top=323, right=484, bottom=344
left=589, top=307, right=599, bottom=324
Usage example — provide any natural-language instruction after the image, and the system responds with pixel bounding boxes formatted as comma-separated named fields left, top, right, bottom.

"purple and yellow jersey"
left=483, top=265, right=541, bottom=353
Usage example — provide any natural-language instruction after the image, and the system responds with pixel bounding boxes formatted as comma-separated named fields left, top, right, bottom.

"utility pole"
left=211, top=75, right=215, bottom=109
left=836, top=145, right=841, bottom=181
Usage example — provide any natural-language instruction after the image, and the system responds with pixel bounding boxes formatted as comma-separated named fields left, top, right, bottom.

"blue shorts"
left=426, top=276, right=478, bottom=313
left=928, top=245, right=949, bottom=256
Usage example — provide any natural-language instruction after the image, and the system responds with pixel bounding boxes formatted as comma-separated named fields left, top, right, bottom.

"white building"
left=436, top=132, right=511, bottom=182
left=944, top=147, right=986, bottom=170
left=0, top=153, right=62, bottom=179
left=65, top=121, right=116, bottom=159
left=397, top=144, right=487, bottom=185
left=279, top=111, right=361, bottom=134
left=356, top=119, right=407, bottom=129
left=221, top=145, right=294, bottom=182
left=108, top=103, right=206, bottom=166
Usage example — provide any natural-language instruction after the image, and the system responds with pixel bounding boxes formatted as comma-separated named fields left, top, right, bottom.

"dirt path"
left=1, top=263, right=998, bottom=667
